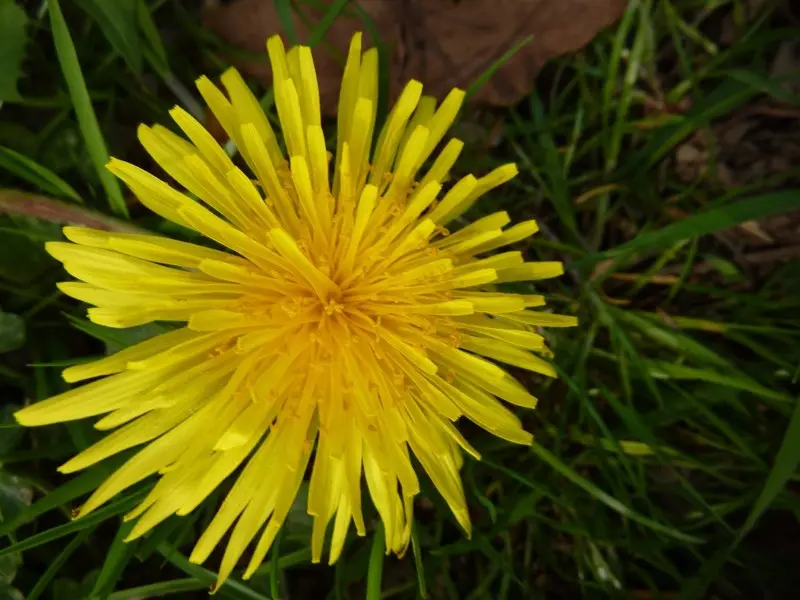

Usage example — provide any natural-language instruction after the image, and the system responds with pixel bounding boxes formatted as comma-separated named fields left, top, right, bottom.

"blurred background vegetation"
left=1, top=0, right=800, bottom=598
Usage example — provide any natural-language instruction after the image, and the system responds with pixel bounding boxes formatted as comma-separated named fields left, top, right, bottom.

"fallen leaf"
left=203, top=0, right=627, bottom=112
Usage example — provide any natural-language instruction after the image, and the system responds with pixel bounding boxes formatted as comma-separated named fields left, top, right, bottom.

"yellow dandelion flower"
left=15, top=33, right=576, bottom=585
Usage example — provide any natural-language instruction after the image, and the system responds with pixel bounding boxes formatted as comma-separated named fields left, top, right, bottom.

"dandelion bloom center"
left=15, top=33, right=576, bottom=586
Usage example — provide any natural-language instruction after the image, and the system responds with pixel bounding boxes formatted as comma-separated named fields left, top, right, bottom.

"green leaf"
left=0, top=145, right=83, bottom=202
left=0, top=313, right=24, bottom=354
left=576, top=190, right=800, bottom=268
left=48, top=0, right=129, bottom=218
left=74, top=0, right=142, bottom=74
left=0, top=0, right=28, bottom=102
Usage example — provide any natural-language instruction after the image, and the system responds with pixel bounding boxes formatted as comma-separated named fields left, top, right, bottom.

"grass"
left=1, top=0, right=799, bottom=598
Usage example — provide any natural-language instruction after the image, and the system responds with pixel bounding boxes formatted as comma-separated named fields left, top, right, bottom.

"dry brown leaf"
left=203, top=0, right=627, bottom=112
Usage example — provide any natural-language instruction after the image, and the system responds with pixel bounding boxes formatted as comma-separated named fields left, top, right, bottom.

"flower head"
left=16, top=33, right=575, bottom=584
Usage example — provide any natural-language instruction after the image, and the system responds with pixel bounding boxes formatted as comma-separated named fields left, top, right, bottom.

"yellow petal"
left=221, top=68, right=283, bottom=165
left=15, top=369, right=166, bottom=426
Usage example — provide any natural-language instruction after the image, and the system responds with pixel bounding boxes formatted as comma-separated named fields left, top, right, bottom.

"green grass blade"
left=726, top=68, right=800, bottom=106
left=411, top=521, right=428, bottom=598
left=137, top=0, right=169, bottom=72
left=269, top=525, right=282, bottom=599
left=528, top=442, right=703, bottom=544
left=156, top=543, right=270, bottom=600
left=107, top=579, right=209, bottom=599
left=0, top=145, right=82, bottom=202
left=576, top=190, right=800, bottom=268
left=602, top=0, right=636, bottom=161
left=366, top=521, right=386, bottom=600
left=89, top=520, right=138, bottom=599
left=680, top=394, right=800, bottom=600
left=245, top=547, right=312, bottom=580
left=617, top=77, right=760, bottom=178
left=599, top=385, right=734, bottom=533
left=275, top=0, right=298, bottom=44
left=307, top=0, right=351, bottom=47
left=0, top=457, right=126, bottom=536
left=740, top=396, right=800, bottom=536
left=648, top=361, right=790, bottom=405
left=73, top=0, right=142, bottom=74
left=605, top=4, right=649, bottom=173
left=26, top=529, right=91, bottom=600
left=668, top=383, right=766, bottom=468
left=615, top=310, right=732, bottom=369
left=465, top=35, right=532, bottom=101
left=678, top=544, right=733, bottom=600
left=47, top=0, right=128, bottom=218
left=528, top=93, right=581, bottom=241
left=0, top=489, right=146, bottom=557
